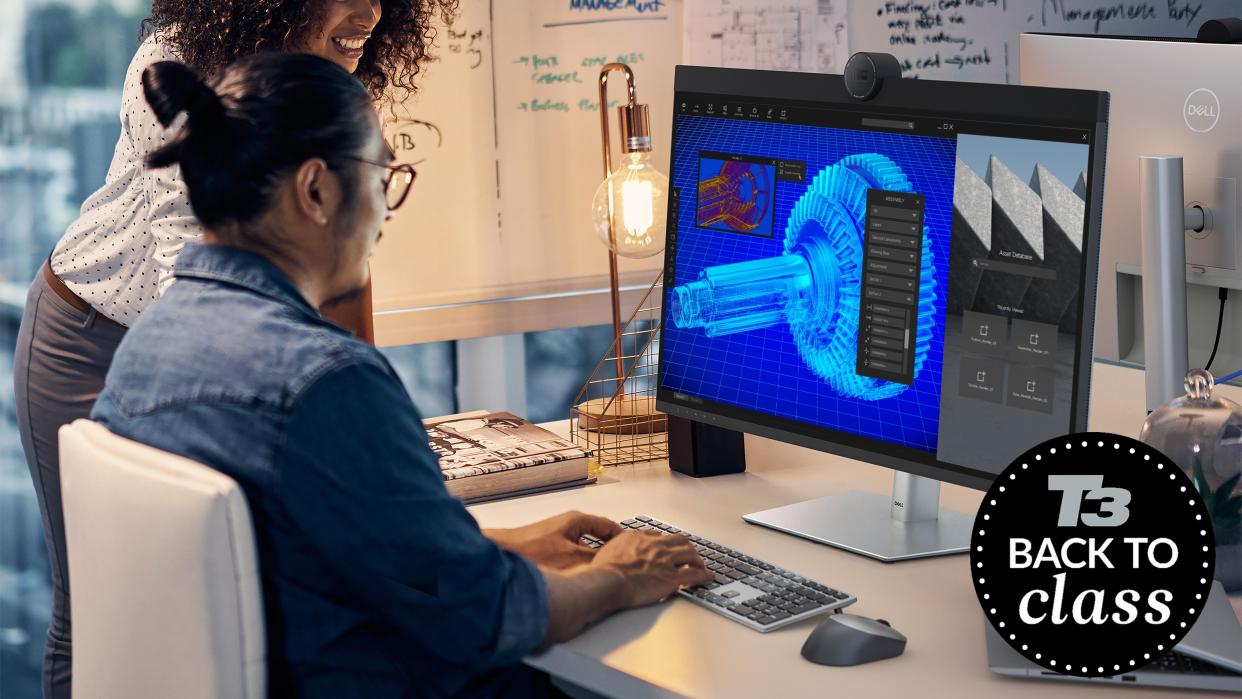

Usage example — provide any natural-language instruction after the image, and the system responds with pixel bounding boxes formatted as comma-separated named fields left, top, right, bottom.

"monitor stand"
left=742, top=472, right=973, bottom=562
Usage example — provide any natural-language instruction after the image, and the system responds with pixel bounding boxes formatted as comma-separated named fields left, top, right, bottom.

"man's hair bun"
left=142, top=61, right=223, bottom=168
left=139, top=52, right=374, bottom=231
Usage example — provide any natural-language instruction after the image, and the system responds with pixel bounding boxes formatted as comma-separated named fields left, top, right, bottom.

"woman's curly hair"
left=143, top=0, right=458, bottom=102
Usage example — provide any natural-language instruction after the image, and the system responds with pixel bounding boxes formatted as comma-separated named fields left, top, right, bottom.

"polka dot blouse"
left=49, top=35, right=199, bottom=327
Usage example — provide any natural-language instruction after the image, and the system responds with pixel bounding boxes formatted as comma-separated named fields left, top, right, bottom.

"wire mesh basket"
left=570, top=273, right=668, bottom=469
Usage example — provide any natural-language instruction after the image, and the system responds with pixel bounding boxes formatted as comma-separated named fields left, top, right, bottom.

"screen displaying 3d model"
left=662, top=116, right=955, bottom=453
left=660, top=105, right=1095, bottom=463
left=674, top=153, right=936, bottom=401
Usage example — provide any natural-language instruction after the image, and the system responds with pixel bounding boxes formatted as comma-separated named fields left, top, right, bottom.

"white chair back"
left=59, top=419, right=265, bottom=699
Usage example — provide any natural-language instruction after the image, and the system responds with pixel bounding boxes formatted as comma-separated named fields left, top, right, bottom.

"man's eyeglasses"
left=344, top=157, right=416, bottom=211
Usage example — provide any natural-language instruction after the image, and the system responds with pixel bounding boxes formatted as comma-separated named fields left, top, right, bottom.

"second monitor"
left=657, top=66, right=1109, bottom=561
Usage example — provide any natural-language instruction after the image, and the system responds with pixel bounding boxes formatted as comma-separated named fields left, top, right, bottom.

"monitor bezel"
left=655, top=65, right=1109, bottom=492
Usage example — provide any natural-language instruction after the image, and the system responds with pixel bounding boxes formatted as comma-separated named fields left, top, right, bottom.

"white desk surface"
left=469, top=362, right=1242, bottom=699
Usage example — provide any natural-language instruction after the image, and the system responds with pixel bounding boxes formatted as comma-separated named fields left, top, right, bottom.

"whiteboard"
left=373, top=0, right=681, bottom=346
left=849, top=0, right=1240, bottom=83
left=375, top=0, right=496, bottom=314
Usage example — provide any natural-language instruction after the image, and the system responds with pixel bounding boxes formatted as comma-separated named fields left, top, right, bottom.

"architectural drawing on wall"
left=684, top=0, right=848, bottom=73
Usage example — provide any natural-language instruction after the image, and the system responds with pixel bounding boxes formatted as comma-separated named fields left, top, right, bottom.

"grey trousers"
left=13, top=270, right=126, bottom=699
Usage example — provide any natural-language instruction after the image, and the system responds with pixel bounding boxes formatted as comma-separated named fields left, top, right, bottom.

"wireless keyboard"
left=580, top=515, right=856, bottom=632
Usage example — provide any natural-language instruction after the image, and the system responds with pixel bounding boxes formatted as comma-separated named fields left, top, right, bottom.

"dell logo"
left=1183, top=88, right=1220, bottom=133
left=894, top=500, right=905, bottom=508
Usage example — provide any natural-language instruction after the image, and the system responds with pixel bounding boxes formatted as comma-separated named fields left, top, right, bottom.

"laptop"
left=987, top=581, right=1242, bottom=692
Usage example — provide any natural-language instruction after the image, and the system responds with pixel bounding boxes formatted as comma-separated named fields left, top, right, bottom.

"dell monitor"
left=1020, top=33, right=1241, bottom=392
left=656, top=65, right=1109, bottom=561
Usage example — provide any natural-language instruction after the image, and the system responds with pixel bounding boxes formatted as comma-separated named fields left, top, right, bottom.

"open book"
left=425, top=411, right=591, bottom=503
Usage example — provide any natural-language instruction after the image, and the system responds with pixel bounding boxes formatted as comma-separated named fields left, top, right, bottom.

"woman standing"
left=12, top=2, right=455, bottom=696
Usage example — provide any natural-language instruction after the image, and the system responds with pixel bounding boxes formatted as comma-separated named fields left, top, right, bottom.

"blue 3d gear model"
left=672, top=153, right=937, bottom=400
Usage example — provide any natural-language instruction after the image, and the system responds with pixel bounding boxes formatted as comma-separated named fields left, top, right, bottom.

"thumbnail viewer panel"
left=936, top=133, right=1089, bottom=474
left=663, top=115, right=956, bottom=453
left=695, top=154, right=777, bottom=238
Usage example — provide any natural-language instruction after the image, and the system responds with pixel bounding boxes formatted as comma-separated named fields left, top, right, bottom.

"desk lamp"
left=578, top=63, right=668, bottom=435
left=591, top=63, right=667, bottom=334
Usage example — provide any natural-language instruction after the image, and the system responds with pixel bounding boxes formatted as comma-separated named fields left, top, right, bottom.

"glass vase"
left=1140, top=369, right=1242, bottom=592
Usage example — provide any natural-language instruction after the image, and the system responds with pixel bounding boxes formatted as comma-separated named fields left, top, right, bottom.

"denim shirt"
left=92, top=244, right=549, bottom=698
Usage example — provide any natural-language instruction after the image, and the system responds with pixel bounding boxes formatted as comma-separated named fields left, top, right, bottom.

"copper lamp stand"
left=571, top=63, right=668, bottom=467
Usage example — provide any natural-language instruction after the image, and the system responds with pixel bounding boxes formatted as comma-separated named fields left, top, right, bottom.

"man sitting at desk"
left=90, top=55, right=710, bottom=697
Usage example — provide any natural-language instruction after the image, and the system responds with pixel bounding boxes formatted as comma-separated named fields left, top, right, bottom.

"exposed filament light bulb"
left=592, top=151, right=668, bottom=259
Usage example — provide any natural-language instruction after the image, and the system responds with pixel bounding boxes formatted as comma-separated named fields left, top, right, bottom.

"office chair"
left=59, top=420, right=265, bottom=699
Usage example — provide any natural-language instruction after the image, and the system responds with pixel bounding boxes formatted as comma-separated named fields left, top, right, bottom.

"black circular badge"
left=971, top=432, right=1215, bottom=678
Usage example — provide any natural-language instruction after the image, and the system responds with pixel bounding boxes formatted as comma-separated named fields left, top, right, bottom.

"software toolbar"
left=675, top=94, right=1092, bottom=145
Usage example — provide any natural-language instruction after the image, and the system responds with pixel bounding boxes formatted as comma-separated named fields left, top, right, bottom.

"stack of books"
left=425, top=411, right=592, bottom=503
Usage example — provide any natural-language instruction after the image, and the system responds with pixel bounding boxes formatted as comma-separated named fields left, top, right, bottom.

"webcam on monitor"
left=843, top=52, right=903, bottom=101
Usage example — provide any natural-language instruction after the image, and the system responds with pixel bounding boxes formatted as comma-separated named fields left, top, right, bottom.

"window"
left=0, top=3, right=151, bottom=695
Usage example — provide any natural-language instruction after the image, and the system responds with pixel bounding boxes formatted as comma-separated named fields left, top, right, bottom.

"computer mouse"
left=801, top=613, right=907, bottom=666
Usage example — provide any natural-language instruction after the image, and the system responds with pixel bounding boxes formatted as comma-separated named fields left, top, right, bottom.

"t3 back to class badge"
left=971, top=432, right=1214, bottom=678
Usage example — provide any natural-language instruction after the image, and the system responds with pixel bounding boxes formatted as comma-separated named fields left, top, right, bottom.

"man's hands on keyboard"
left=584, top=516, right=857, bottom=632
left=590, top=530, right=714, bottom=606
left=485, top=510, right=623, bottom=569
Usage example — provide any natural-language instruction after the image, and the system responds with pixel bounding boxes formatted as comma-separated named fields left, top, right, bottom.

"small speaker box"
left=667, top=415, right=746, bottom=477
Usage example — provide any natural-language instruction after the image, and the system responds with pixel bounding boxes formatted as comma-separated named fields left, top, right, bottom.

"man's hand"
left=591, top=530, right=713, bottom=607
left=538, top=528, right=713, bottom=645
left=485, top=510, right=622, bottom=569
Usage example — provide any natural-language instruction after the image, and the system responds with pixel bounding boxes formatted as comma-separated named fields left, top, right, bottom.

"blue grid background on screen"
left=662, top=115, right=957, bottom=453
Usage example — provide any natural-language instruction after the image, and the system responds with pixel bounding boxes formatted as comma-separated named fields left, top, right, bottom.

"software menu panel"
left=857, top=190, right=925, bottom=386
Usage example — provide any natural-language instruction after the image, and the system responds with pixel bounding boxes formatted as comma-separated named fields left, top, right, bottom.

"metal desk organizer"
left=570, top=273, right=668, bottom=469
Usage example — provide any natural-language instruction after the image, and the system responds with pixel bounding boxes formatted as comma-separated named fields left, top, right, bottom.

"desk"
left=469, top=362, right=1242, bottom=698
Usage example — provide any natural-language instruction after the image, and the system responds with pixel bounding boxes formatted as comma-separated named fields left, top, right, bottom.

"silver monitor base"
left=742, top=474, right=973, bottom=562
